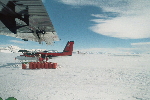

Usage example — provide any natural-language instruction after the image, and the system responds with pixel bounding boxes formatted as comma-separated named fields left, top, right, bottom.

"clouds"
left=57, top=0, right=98, bottom=6
left=10, top=40, right=26, bottom=44
left=90, top=15, right=150, bottom=39
left=131, top=42, right=150, bottom=46
left=77, top=42, right=150, bottom=54
left=58, top=0, right=150, bottom=39
left=130, top=42, right=150, bottom=54
left=131, top=42, right=150, bottom=50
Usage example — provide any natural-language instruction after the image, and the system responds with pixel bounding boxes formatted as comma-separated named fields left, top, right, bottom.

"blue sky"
left=0, top=0, right=150, bottom=54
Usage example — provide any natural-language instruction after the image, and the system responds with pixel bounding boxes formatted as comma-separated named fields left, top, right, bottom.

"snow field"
left=0, top=53, right=150, bottom=100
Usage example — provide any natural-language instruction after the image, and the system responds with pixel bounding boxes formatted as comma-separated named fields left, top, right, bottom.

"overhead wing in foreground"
left=0, top=0, right=60, bottom=44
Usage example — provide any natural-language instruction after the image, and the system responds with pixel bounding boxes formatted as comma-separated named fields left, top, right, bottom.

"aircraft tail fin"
left=63, top=41, right=74, bottom=55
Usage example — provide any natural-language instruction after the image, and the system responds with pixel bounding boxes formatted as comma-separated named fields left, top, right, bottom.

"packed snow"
left=0, top=52, right=150, bottom=100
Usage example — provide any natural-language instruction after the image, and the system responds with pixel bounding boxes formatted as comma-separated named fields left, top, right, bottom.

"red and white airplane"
left=16, top=41, right=74, bottom=61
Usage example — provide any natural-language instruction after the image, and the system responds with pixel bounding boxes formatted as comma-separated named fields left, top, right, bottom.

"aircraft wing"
left=0, top=0, right=60, bottom=45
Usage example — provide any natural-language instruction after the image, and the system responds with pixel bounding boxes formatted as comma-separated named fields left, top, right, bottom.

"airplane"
left=15, top=41, right=74, bottom=61
left=0, top=0, right=60, bottom=45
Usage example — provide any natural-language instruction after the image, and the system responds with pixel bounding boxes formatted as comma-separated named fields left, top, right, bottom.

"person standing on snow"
left=38, top=54, right=43, bottom=63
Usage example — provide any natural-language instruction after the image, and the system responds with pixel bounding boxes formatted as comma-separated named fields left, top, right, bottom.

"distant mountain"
left=0, top=45, right=21, bottom=53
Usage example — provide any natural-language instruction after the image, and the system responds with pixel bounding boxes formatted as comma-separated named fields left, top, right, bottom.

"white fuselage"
left=16, top=56, right=38, bottom=61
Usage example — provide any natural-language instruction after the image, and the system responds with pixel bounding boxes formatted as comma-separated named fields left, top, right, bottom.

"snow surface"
left=0, top=53, right=150, bottom=100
